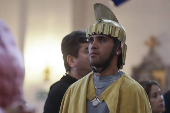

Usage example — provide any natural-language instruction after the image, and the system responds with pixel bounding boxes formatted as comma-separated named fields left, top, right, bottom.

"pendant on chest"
left=91, top=97, right=101, bottom=107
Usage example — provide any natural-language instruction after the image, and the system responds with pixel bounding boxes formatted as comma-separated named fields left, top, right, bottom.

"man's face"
left=88, top=35, right=114, bottom=68
left=75, top=43, right=91, bottom=78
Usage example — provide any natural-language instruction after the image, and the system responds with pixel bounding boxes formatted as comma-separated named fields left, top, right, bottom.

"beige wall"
left=0, top=0, right=21, bottom=48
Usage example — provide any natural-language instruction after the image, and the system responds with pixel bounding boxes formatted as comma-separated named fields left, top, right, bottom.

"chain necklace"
left=94, top=71, right=119, bottom=89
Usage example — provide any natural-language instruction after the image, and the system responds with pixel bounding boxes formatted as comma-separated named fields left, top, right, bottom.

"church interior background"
left=1, top=0, right=170, bottom=112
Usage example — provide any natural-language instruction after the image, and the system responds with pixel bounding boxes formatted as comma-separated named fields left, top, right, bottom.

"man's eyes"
left=99, top=37, right=106, bottom=42
left=88, top=37, right=107, bottom=43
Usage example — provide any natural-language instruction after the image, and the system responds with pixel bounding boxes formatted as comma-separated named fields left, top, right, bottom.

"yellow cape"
left=60, top=72, right=152, bottom=113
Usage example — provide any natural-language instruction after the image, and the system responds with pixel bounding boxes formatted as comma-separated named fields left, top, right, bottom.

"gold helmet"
left=86, top=3, right=127, bottom=69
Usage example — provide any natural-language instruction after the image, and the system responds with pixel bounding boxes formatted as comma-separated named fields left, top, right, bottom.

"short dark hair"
left=139, top=80, right=161, bottom=98
left=61, top=30, right=87, bottom=72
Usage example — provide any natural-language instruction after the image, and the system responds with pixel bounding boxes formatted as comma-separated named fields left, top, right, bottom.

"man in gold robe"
left=59, top=3, right=152, bottom=113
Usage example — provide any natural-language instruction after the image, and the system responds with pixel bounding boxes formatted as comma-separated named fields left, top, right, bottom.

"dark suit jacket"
left=44, top=74, right=77, bottom=113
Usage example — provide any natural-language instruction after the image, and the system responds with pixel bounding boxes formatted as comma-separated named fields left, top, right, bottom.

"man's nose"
left=90, top=39, right=99, bottom=49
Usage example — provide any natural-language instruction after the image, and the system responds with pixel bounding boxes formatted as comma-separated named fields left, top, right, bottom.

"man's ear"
left=116, top=44, right=122, bottom=56
left=67, top=55, right=76, bottom=68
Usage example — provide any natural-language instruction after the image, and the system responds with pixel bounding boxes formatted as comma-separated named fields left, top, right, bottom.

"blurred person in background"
left=164, top=90, right=170, bottom=113
left=139, top=80, right=165, bottom=113
left=0, top=19, right=35, bottom=113
left=43, top=30, right=92, bottom=113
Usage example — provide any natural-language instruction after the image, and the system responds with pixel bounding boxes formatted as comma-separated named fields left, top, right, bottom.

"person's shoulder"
left=68, top=72, right=93, bottom=90
left=120, top=72, right=144, bottom=91
left=118, top=72, right=148, bottom=100
left=50, top=78, right=73, bottom=92
left=62, top=72, right=93, bottom=99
